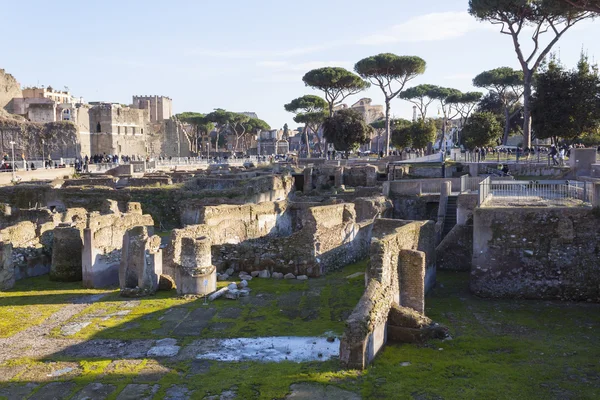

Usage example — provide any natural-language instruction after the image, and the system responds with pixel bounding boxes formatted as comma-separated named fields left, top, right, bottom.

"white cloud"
left=357, top=11, right=481, bottom=45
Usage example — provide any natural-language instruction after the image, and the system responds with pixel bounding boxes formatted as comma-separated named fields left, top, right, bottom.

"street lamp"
left=9, top=141, right=16, bottom=182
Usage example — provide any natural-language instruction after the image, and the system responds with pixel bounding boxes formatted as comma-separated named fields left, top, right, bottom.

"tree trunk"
left=522, top=71, right=533, bottom=149
left=384, top=98, right=391, bottom=157
left=502, top=106, right=511, bottom=145
left=305, top=125, right=311, bottom=158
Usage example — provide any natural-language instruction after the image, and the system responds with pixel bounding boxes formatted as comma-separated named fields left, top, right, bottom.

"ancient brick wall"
left=340, top=218, right=436, bottom=370
left=472, top=207, right=600, bottom=301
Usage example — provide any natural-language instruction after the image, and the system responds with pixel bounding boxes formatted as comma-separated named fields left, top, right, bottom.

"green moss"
left=0, top=276, right=107, bottom=338
left=2, top=268, right=599, bottom=399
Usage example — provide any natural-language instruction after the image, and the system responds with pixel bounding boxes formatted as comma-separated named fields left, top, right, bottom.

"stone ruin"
left=175, top=236, right=216, bottom=296
left=119, top=226, right=163, bottom=297
left=163, top=196, right=393, bottom=280
left=340, top=218, right=441, bottom=370
left=0, top=199, right=155, bottom=291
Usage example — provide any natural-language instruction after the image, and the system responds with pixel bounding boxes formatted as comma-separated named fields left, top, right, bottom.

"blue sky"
left=1, top=0, right=599, bottom=129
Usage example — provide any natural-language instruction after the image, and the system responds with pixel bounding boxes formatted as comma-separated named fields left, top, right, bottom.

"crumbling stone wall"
left=472, top=207, right=600, bottom=301
left=343, top=165, right=378, bottom=187
left=214, top=203, right=371, bottom=277
left=340, top=218, right=436, bottom=370
left=166, top=201, right=377, bottom=278
left=0, top=69, right=22, bottom=112
left=82, top=202, right=154, bottom=288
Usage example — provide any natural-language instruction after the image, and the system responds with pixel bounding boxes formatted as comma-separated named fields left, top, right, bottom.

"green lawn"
left=1, top=267, right=599, bottom=399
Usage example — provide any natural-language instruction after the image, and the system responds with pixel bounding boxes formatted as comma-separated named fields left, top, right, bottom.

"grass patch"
left=0, top=276, right=107, bottom=338
left=2, top=268, right=599, bottom=399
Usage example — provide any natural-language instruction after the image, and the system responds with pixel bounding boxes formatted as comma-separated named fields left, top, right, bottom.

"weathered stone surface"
left=258, top=269, right=270, bottom=278
left=119, top=226, right=163, bottom=296
left=159, top=274, right=176, bottom=290
left=176, top=237, right=217, bottom=296
left=29, top=382, right=77, bottom=400
left=49, top=225, right=83, bottom=282
left=387, top=304, right=432, bottom=329
left=284, top=273, right=296, bottom=280
left=82, top=203, right=154, bottom=289
left=272, top=272, right=284, bottom=279
left=164, top=385, right=192, bottom=400
left=250, top=271, right=260, bottom=277
left=0, top=383, right=38, bottom=399
left=472, top=207, right=600, bottom=301
left=340, top=219, right=436, bottom=370
left=297, top=275, right=308, bottom=281
left=0, top=241, right=14, bottom=290
left=71, top=383, right=117, bottom=400
left=115, top=384, right=159, bottom=400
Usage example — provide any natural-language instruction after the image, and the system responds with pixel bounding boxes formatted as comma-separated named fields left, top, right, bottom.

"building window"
left=132, top=127, right=136, bottom=134
left=141, top=128, right=144, bottom=134
left=96, top=123, right=101, bottom=133
left=117, top=126, right=121, bottom=134
left=124, top=127, right=128, bottom=135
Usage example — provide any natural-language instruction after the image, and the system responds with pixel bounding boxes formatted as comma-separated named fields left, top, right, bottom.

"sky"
left=1, top=0, right=599, bottom=130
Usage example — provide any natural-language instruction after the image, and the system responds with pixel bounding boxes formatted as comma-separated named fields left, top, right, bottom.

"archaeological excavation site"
left=0, top=154, right=598, bottom=399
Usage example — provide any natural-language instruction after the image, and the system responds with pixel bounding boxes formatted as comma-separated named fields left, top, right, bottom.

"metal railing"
left=478, top=179, right=593, bottom=206
left=452, top=150, right=560, bottom=165
left=479, top=177, right=491, bottom=204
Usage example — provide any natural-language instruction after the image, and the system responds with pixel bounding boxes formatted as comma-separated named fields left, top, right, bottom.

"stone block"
left=50, top=225, right=83, bottom=282
left=175, top=237, right=217, bottom=296
left=0, top=242, right=14, bottom=290
left=258, top=269, right=270, bottom=278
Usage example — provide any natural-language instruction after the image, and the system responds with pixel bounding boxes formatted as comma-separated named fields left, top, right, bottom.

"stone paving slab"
left=115, top=384, right=159, bottom=400
left=171, top=308, right=216, bottom=336
left=71, top=382, right=117, bottom=400
left=28, top=381, right=77, bottom=400
left=165, top=384, right=192, bottom=400
left=0, top=383, right=39, bottom=399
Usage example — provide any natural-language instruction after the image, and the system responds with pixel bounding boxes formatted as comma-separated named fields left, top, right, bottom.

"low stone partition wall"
left=126, top=176, right=173, bottom=187
left=0, top=167, right=74, bottom=186
left=384, top=178, right=461, bottom=197
left=180, top=200, right=293, bottom=237
left=472, top=207, right=600, bottom=301
left=340, top=219, right=436, bottom=369
left=62, top=177, right=118, bottom=188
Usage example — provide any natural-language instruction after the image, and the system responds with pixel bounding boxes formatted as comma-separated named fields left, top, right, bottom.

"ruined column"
left=119, top=226, right=163, bottom=296
left=81, top=227, right=97, bottom=288
left=50, top=223, right=83, bottom=282
left=176, top=236, right=217, bottom=296
left=0, top=240, right=14, bottom=290
left=303, top=167, right=313, bottom=194
left=593, top=183, right=600, bottom=208
left=139, top=235, right=162, bottom=293
left=334, top=167, right=344, bottom=188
